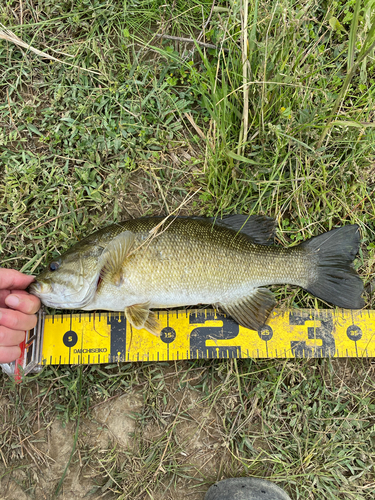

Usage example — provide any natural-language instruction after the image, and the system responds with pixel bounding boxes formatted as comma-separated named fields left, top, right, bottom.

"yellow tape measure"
left=39, top=308, right=375, bottom=365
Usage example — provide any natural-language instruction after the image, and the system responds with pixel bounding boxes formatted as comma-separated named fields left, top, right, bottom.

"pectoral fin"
left=125, top=302, right=161, bottom=337
left=100, top=231, right=136, bottom=286
left=217, top=288, right=276, bottom=331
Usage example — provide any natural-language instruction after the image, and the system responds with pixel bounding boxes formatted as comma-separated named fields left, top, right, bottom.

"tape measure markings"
left=36, top=308, right=375, bottom=364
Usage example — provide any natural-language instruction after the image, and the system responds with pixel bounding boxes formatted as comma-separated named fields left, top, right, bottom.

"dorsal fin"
left=214, top=215, right=276, bottom=245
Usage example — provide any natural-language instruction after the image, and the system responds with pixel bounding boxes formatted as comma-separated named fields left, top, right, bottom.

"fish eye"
left=49, top=261, right=60, bottom=272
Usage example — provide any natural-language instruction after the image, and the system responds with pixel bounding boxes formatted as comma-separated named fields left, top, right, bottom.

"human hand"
left=0, top=269, right=41, bottom=364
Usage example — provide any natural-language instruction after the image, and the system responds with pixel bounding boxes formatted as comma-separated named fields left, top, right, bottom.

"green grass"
left=1, top=0, right=375, bottom=498
left=1, top=359, right=374, bottom=499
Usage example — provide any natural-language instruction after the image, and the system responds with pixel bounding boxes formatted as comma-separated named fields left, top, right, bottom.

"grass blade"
left=348, top=0, right=361, bottom=71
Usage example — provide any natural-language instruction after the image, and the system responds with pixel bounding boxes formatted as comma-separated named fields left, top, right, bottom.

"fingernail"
left=6, top=295, right=20, bottom=308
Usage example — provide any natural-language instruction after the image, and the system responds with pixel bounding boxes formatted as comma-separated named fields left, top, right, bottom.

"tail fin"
left=301, top=224, right=364, bottom=309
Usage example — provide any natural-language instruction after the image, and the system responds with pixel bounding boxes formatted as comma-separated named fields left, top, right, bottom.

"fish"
left=29, top=215, right=364, bottom=334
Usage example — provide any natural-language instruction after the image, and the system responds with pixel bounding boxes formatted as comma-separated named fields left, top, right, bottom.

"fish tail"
left=301, top=224, right=364, bottom=309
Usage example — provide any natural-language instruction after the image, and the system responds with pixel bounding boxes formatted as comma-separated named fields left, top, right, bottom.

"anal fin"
left=125, top=302, right=161, bottom=337
left=217, top=288, right=276, bottom=331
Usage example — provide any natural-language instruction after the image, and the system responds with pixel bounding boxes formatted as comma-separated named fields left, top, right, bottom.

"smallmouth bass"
left=30, top=215, right=364, bottom=334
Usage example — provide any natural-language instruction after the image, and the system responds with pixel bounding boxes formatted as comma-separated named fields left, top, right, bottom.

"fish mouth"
left=29, top=276, right=100, bottom=309
left=28, top=281, right=53, bottom=296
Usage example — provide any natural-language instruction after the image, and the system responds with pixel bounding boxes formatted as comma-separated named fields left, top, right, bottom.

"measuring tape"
left=1, top=307, right=374, bottom=379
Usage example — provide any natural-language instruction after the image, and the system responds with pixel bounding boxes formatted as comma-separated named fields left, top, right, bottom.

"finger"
left=5, top=293, right=41, bottom=315
left=0, top=308, right=38, bottom=332
left=0, top=290, right=10, bottom=308
left=0, top=326, right=25, bottom=346
left=0, top=289, right=39, bottom=308
left=0, top=346, right=22, bottom=364
left=0, top=269, right=35, bottom=291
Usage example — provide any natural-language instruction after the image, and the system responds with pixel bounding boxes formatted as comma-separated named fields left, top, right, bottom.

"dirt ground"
left=1, top=358, right=374, bottom=500
left=0, top=375, right=236, bottom=500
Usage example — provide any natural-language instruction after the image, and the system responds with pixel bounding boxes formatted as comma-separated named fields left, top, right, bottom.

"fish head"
left=30, top=239, right=105, bottom=309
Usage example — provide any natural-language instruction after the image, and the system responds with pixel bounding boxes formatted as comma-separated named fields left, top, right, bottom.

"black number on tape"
left=289, top=311, right=336, bottom=358
left=346, top=325, right=362, bottom=342
left=63, top=330, right=78, bottom=348
left=189, top=310, right=240, bottom=359
left=161, top=327, right=176, bottom=344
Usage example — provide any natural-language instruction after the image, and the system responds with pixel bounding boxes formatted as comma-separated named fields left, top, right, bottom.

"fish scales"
left=85, top=218, right=308, bottom=308
left=30, top=216, right=364, bottom=334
